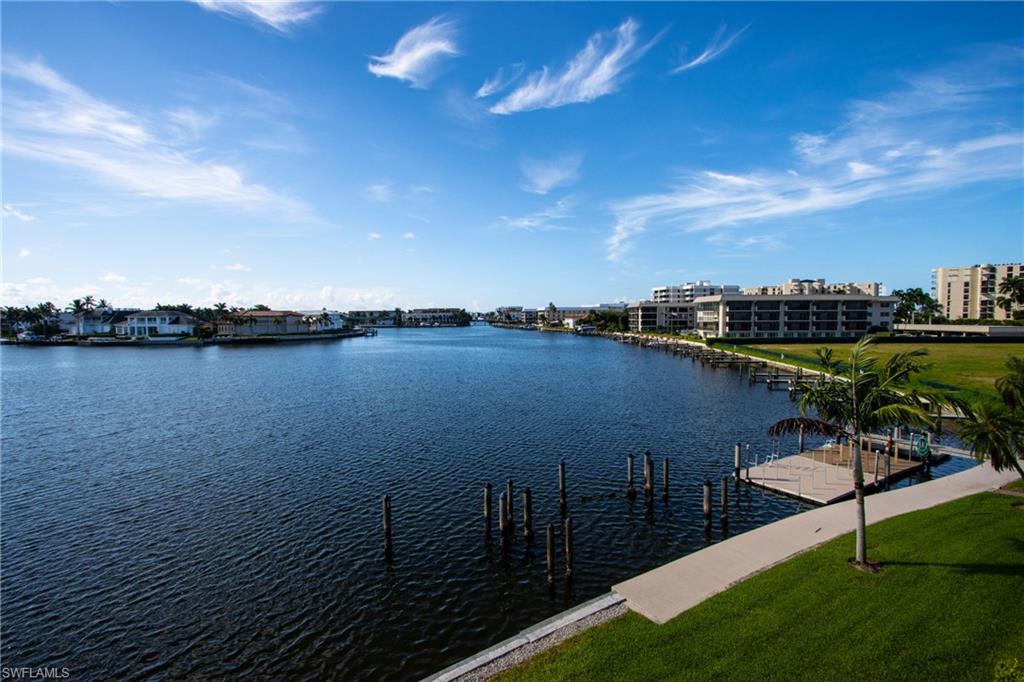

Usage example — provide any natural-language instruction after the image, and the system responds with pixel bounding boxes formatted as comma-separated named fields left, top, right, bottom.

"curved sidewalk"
left=614, top=463, right=1017, bottom=624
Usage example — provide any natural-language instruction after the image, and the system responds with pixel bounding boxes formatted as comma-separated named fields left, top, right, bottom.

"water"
left=0, top=326, right=974, bottom=680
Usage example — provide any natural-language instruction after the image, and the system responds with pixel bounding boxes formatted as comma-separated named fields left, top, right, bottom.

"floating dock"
left=744, top=443, right=931, bottom=505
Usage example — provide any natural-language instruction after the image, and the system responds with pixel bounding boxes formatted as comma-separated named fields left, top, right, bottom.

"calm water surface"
left=0, top=326, right=973, bottom=680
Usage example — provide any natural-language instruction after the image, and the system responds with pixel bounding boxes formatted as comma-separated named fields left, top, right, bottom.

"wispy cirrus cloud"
left=368, top=17, right=459, bottom=89
left=607, top=45, right=1023, bottom=260
left=224, top=263, right=251, bottom=271
left=2, top=204, right=36, bottom=222
left=365, top=183, right=393, bottom=202
left=520, top=153, right=583, bottom=194
left=2, top=56, right=310, bottom=219
left=500, top=197, right=575, bottom=232
left=673, top=24, right=749, bottom=74
left=475, top=62, right=525, bottom=99
left=192, top=1, right=322, bottom=33
left=489, top=18, right=660, bottom=115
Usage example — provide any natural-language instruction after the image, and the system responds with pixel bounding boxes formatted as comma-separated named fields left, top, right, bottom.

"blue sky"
left=2, top=1, right=1022, bottom=311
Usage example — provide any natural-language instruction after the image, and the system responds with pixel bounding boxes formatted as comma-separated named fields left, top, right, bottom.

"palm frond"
left=767, top=417, right=846, bottom=438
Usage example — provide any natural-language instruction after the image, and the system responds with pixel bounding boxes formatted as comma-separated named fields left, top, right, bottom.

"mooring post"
left=733, top=442, right=741, bottom=481
left=644, top=450, right=653, bottom=498
left=383, top=494, right=393, bottom=559
left=505, top=479, right=514, bottom=533
left=627, top=451, right=636, bottom=499
left=546, top=524, right=555, bottom=584
left=499, top=491, right=508, bottom=542
left=885, top=436, right=893, bottom=490
left=523, top=488, right=533, bottom=541
left=564, top=517, right=574, bottom=579
left=483, top=483, right=492, bottom=536
left=662, top=457, right=670, bottom=498
left=558, top=459, right=567, bottom=515
left=721, top=475, right=729, bottom=522
left=798, top=425, right=805, bottom=454
left=702, top=480, right=712, bottom=518
left=874, top=452, right=880, bottom=485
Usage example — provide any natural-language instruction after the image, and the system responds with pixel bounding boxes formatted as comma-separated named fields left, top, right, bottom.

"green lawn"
left=717, top=341, right=1024, bottom=402
left=1005, top=479, right=1024, bottom=493
left=499, top=493, right=1024, bottom=681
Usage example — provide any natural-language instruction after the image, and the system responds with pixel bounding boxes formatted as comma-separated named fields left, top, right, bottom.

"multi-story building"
left=742, top=279, right=881, bottom=296
left=298, top=310, right=352, bottom=331
left=116, top=310, right=200, bottom=337
left=932, top=263, right=1023, bottom=321
left=348, top=310, right=401, bottom=327
left=495, top=306, right=524, bottom=323
left=216, top=310, right=309, bottom=336
left=651, top=281, right=740, bottom=304
left=626, top=301, right=695, bottom=333
left=694, top=293, right=897, bottom=340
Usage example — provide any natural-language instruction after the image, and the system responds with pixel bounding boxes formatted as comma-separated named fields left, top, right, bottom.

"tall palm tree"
left=66, top=298, right=91, bottom=336
left=767, top=336, right=967, bottom=567
left=34, top=302, right=58, bottom=338
left=959, top=357, right=1024, bottom=478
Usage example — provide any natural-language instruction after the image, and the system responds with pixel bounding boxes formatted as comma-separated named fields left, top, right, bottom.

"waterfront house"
left=347, top=310, right=400, bottom=327
left=544, top=303, right=626, bottom=328
left=298, top=309, right=352, bottom=331
left=403, top=308, right=469, bottom=326
left=216, top=310, right=308, bottom=336
left=115, top=310, right=199, bottom=337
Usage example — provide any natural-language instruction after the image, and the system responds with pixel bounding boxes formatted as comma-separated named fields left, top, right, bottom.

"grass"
left=499, top=493, right=1024, bottom=682
left=716, top=341, right=1024, bottom=402
left=1004, top=479, right=1024, bottom=493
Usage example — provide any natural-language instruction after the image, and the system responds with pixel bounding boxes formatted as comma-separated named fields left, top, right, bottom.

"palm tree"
left=34, top=302, right=58, bottom=338
left=66, top=298, right=91, bottom=336
left=958, top=357, right=1024, bottom=478
left=767, top=336, right=967, bottom=567
left=214, top=302, right=228, bottom=318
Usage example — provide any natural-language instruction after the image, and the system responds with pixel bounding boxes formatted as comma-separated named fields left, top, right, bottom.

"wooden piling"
left=643, top=450, right=653, bottom=498
left=523, top=488, right=533, bottom=541
left=558, top=459, right=567, bottom=514
left=627, top=451, right=636, bottom=499
left=499, top=491, right=508, bottom=541
left=662, top=457, right=670, bottom=498
left=546, top=524, right=555, bottom=584
left=483, top=483, right=492, bottom=535
left=383, top=494, right=393, bottom=559
left=505, top=479, right=514, bottom=533
left=720, top=475, right=729, bottom=521
left=564, top=517, right=574, bottom=579
left=702, top=480, right=712, bottom=517
left=733, top=442, right=741, bottom=480
left=798, top=425, right=805, bottom=454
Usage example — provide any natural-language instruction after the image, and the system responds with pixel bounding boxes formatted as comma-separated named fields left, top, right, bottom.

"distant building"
left=627, top=301, right=695, bottom=333
left=742, top=279, right=881, bottom=296
left=348, top=310, right=401, bottom=327
left=543, top=303, right=626, bottom=328
left=298, top=310, right=352, bottom=331
left=216, top=310, right=308, bottom=336
left=694, top=293, right=897, bottom=340
left=116, top=310, right=200, bottom=337
left=932, top=263, right=1023, bottom=321
left=404, top=308, right=469, bottom=326
left=495, top=306, right=524, bottom=323
left=651, top=281, right=740, bottom=304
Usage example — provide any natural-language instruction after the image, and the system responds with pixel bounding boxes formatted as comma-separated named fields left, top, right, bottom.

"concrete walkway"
left=614, top=463, right=1017, bottom=624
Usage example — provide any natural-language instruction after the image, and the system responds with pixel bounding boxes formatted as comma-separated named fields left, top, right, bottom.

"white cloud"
left=18, top=248, right=30, bottom=258
left=177, top=277, right=203, bottom=286
left=606, top=45, right=1024, bottom=260
left=366, top=182, right=393, bottom=202
left=490, top=18, right=659, bottom=115
left=500, top=198, right=575, bottom=232
left=2, top=56, right=309, bottom=219
left=475, top=63, right=525, bottom=99
left=402, top=232, right=416, bottom=239
left=166, top=107, right=218, bottom=140
left=367, top=232, right=382, bottom=240
left=192, top=1, right=322, bottom=32
left=224, top=263, right=251, bottom=271
left=368, top=17, right=459, bottom=89
left=99, top=272, right=127, bottom=283
left=520, top=153, right=583, bottom=194
left=2, top=204, right=36, bottom=222
left=673, top=24, right=748, bottom=74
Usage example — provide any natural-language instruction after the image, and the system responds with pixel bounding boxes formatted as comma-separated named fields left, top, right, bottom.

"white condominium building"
left=651, top=281, right=740, bottom=304
left=742, top=279, right=881, bottom=296
left=694, top=294, right=898, bottom=340
left=932, top=263, right=1024, bottom=321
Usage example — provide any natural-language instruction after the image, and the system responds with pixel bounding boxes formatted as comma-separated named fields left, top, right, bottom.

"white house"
left=115, top=310, right=199, bottom=337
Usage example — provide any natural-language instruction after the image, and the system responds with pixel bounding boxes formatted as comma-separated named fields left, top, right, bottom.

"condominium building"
left=651, top=280, right=740, bottom=304
left=626, top=301, right=694, bottom=333
left=404, top=308, right=469, bottom=326
left=694, top=294, right=898, bottom=340
left=742, top=279, right=881, bottom=296
left=932, top=263, right=1024, bottom=321
left=348, top=310, right=401, bottom=327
